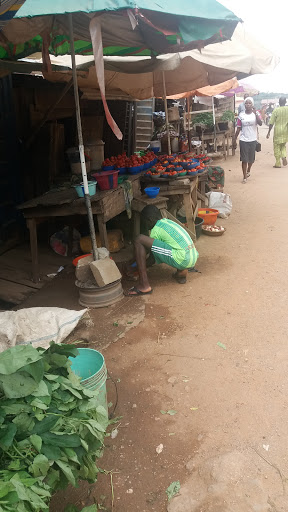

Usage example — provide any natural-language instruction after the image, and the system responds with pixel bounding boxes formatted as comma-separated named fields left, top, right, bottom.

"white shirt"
left=237, top=112, right=257, bottom=142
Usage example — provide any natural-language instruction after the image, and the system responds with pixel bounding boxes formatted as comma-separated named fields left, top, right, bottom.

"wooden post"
left=162, top=71, right=171, bottom=155
left=97, top=214, right=109, bottom=249
left=187, top=97, right=192, bottom=152
left=183, top=193, right=196, bottom=241
left=27, top=218, right=39, bottom=283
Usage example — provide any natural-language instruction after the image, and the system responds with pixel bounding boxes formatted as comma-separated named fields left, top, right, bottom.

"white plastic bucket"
left=150, top=140, right=161, bottom=150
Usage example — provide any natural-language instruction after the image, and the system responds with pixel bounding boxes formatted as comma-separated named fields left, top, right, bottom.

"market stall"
left=18, top=174, right=141, bottom=283
left=18, top=148, right=210, bottom=281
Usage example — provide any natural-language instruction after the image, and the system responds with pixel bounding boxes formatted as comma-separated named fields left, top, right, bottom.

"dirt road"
left=50, top=126, right=288, bottom=511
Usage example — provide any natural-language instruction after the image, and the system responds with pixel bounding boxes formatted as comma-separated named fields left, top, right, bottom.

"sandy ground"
left=41, top=125, right=288, bottom=511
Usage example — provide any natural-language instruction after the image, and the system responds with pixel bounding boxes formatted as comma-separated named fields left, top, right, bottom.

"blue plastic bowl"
left=128, top=165, right=142, bottom=174
left=144, top=187, right=160, bottom=198
left=102, top=165, right=115, bottom=171
left=116, top=166, right=127, bottom=175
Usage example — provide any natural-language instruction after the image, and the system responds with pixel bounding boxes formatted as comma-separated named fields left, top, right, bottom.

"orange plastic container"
left=197, top=208, right=219, bottom=225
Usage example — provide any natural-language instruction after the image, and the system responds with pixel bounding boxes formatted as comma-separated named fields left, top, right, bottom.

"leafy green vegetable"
left=0, top=345, right=41, bottom=375
left=192, top=112, right=214, bottom=127
left=221, top=110, right=235, bottom=122
left=0, top=343, right=109, bottom=512
left=65, top=505, right=98, bottom=512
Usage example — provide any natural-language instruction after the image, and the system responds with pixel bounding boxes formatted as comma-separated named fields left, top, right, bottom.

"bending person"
left=234, top=96, right=262, bottom=184
left=267, top=97, right=288, bottom=168
left=127, top=206, right=199, bottom=296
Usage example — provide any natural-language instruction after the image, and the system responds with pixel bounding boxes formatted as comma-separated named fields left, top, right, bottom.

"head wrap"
left=244, top=96, right=254, bottom=105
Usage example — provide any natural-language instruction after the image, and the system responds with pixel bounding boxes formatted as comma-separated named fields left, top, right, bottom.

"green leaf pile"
left=0, top=343, right=109, bottom=511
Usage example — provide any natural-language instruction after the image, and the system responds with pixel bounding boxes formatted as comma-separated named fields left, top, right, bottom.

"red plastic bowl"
left=72, top=254, right=91, bottom=267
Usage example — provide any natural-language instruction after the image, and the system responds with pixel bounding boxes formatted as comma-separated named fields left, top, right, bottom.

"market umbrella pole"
left=162, top=71, right=171, bottom=155
left=68, top=14, right=98, bottom=261
left=187, top=97, right=192, bottom=152
left=212, top=96, right=217, bottom=151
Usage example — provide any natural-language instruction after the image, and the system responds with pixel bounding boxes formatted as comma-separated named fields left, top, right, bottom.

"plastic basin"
left=73, top=180, right=97, bottom=198
left=144, top=187, right=160, bottom=198
left=128, top=165, right=142, bottom=174
left=102, top=165, right=115, bottom=171
left=116, top=166, right=127, bottom=175
left=197, top=208, right=219, bottom=225
left=92, top=170, right=119, bottom=190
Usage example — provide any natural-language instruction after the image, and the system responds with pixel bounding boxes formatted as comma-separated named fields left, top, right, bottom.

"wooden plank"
left=0, top=265, right=42, bottom=289
left=102, top=188, right=126, bottom=222
left=22, top=204, right=102, bottom=219
left=27, top=218, right=39, bottom=283
left=0, top=279, right=36, bottom=306
left=131, top=196, right=168, bottom=213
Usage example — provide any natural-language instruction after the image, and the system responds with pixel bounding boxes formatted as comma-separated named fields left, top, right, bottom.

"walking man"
left=267, top=97, right=288, bottom=168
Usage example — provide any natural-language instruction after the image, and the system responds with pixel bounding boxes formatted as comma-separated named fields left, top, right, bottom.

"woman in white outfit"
left=234, top=97, right=262, bottom=183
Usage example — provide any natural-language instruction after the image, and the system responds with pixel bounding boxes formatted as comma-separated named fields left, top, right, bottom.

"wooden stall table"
left=140, top=175, right=198, bottom=241
left=18, top=175, right=141, bottom=283
left=200, top=131, right=235, bottom=158
left=197, top=170, right=208, bottom=207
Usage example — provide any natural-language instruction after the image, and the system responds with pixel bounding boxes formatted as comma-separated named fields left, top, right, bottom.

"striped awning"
left=0, top=1, right=25, bottom=30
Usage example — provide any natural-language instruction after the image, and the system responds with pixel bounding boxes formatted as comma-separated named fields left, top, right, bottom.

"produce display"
left=144, top=153, right=207, bottom=178
left=102, top=151, right=157, bottom=173
left=0, top=343, right=109, bottom=512
left=202, top=225, right=225, bottom=233
left=101, top=151, right=209, bottom=179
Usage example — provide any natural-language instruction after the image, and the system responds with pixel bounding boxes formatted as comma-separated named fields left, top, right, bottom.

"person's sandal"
left=126, top=286, right=153, bottom=296
left=242, top=179, right=247, bottom=184
left=172, top=273, right=187, bottom=284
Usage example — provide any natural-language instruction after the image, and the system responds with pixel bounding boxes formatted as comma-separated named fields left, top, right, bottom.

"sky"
left=220, top=0, right=288, bottom=93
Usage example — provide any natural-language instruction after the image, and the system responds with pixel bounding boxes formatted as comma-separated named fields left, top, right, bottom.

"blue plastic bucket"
left=70, top=348, right=108, bottom=413
left=73, top=181, right=97, bottom=198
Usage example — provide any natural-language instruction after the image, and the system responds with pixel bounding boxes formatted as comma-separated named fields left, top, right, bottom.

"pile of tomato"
left=102, top=151, right=156, bottom=170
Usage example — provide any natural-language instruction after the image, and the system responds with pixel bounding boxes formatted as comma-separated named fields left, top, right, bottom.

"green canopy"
left=0, top=0, right=241, bottom=60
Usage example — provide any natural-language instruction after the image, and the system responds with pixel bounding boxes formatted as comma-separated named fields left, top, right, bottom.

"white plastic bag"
left=206, top=191, right=232, bottom=219
left=0, top=307, right=87, bottom=352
